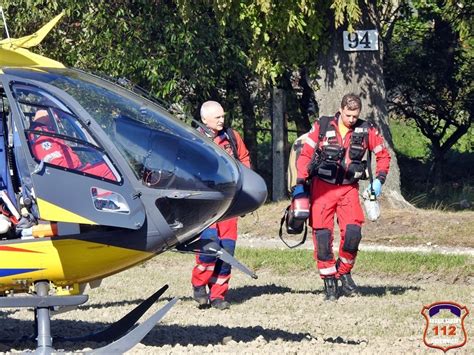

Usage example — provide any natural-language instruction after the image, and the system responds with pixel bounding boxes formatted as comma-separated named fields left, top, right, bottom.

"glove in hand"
left=292, top=184, right=308, bottom=199
left=366, top=178, right=382, bottom=198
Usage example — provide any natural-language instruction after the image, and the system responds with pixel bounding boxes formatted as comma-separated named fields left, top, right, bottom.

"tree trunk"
left=313, top=14, right=411, bottom=209
left=233, top=72, right=258, bottom=170
left=297, top=67, right=317, bottom=135
left=272, top=87, right=287, bottom=201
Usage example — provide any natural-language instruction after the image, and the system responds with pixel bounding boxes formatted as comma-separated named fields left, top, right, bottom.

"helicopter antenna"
left=0, top=7, right=12, bottom=44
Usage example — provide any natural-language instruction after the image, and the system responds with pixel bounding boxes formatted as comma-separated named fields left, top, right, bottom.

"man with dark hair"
left=294, top=93, right=391, bottom=301
left=191, top=101, right=250, bottom=310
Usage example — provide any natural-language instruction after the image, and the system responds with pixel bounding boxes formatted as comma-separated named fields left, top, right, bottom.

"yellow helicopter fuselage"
left=0, top=237, right=153, bottom=293
left=0, top=12, right=267, bottom=298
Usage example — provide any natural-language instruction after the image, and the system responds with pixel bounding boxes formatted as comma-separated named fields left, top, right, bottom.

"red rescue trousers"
left=191, top=217, right=238, bottom=300
left=310, top=178, right=365, bottom=278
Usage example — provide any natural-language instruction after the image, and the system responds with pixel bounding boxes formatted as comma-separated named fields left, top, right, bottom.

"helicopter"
left=0, top=11, right=267, bottom=354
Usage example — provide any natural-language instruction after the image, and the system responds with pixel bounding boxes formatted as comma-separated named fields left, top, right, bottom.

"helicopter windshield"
left=4, top=68, right=239, bottom=195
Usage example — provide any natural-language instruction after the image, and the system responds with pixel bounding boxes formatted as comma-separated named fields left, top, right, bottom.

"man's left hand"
left=292, top=184, right=308, bottom=199
left=366, top=178, right=382, bottom=198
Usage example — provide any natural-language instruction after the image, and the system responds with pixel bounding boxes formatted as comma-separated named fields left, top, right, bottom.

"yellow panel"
left=0, top=12, right=65, bottom=68
left=0, top=48, right=64, bottom=68
left=0, top=12, right=65, bottom=49
left=0, top=239, right=153, bottom=291
left=37, top=198, right=97, bottom=224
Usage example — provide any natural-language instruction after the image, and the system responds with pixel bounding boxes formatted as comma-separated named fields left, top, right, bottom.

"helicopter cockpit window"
left=4, top=68, right=239, bottom=195
left=12, top=84, right=121, bottom=182
left=4, top=68, right=243, bottom=240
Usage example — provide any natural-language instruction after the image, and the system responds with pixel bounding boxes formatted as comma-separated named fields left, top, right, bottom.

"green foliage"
left=385, top=0, right=473, bottom=170
left=3, top=0, right=234, bottom=111
left=330, top=0, right=361, bottom=32
left=176, top=0, right=365, bottom=84
left=390, top=119, right=430, bottom=159
left=391, top=117, right=473, bottom=209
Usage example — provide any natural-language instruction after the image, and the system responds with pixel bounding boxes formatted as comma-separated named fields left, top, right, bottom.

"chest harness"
left=308, top=116, right=371, bottom=185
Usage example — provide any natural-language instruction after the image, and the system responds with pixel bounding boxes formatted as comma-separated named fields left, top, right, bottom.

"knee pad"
left=342, top=224, right=362, bottom=253
left=315, top=229, right=332, bottom=261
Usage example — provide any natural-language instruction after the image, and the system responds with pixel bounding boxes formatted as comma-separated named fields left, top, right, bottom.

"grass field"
left=235, top=248, right=473, bottom=282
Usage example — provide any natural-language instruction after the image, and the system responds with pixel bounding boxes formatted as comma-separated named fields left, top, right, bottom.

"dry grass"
left=240, top=200, right=474, bottom=248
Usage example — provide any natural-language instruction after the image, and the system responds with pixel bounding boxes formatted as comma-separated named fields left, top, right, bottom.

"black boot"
left=211, top=298, right=231, bottom=310
left=192, top=286, right=209, bottom=306
left=323, top=277, right=338, bottom=301
left=340, top=273, right=358, bottom=296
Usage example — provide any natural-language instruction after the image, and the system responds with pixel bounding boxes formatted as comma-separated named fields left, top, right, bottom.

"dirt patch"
left=1, top=256, right=472, bottom=354
left=1, top=204, right=473, bottom=354
left=240, top=200, right=474, bottom=249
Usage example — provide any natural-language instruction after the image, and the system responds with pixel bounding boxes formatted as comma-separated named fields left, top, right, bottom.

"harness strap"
left=278, top=205, right=308, bottom=249
left=224, top=127, right=239, bottom=159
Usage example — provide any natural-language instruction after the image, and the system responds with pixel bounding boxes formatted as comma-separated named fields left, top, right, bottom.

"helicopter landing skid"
left=0, top=282, right=177, bottom=354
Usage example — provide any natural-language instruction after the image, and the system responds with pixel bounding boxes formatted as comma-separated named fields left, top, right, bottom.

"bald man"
left=191, top=100, right=250, bottom=310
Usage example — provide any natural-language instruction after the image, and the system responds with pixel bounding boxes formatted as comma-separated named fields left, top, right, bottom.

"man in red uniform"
left=191, top=101, right=251, bottom=310
left=29, top=110, right=83, bottom=169
left=29, top=109, right=116, bottom=181
left=295, top=93, right=391, bottom=301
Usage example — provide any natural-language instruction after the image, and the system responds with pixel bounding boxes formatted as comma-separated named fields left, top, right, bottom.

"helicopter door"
left=2, top=78, right=145, bottom=229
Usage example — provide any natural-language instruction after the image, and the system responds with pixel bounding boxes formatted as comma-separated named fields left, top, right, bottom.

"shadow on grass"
left=0, top=318, right=312, bottom=351
left=226, top=283, right=422, bottom=302
left=143, top=324, right=311, bottom=347
left=179, top=284, right=300, bottom=304
left=357, top=284, right=421, bottom=297
left=226, top=284, right=293, bottom=303
left=224, top=283, right=423, bottom=302
left=76, top=298, right=148, bottom=311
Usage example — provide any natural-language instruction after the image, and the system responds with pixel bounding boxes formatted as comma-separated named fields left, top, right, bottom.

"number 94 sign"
left=343, top=30, right=379, bottom=51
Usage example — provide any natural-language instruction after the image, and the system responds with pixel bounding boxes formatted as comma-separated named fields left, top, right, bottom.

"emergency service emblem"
left=421, top=301, right=469, bottom=352
left=41, top=141, right=52, bottom=150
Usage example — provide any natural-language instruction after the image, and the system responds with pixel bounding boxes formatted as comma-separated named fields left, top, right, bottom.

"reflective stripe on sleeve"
left=373, top=143, right=385, bottom=154
left=306, top=137, right=317, bottom=148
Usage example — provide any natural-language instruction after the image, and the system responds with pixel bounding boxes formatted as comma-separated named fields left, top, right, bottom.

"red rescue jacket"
left=297, top=114, right=390, bottom=185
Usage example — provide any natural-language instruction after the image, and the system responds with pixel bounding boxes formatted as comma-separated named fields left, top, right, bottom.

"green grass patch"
left=236, top=247, right=315, bottom=274
left=355, top=251, right=470, bottom=275
left=235, top=247, right=472, bottom=280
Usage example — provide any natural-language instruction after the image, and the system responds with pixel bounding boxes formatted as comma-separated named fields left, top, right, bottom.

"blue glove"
left=366, top=178, right=382, bottom=198
left=292, top=184, right=308, bottom=199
